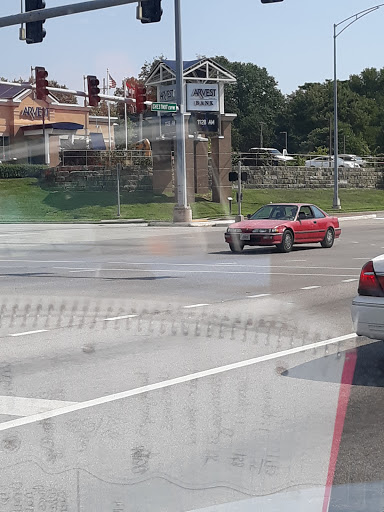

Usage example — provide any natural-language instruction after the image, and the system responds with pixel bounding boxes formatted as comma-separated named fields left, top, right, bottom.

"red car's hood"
left=230, top=219, right=291, bottom=230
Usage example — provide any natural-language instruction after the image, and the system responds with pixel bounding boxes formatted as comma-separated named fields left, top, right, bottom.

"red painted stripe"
left=322, top=349, right=357, bottom=512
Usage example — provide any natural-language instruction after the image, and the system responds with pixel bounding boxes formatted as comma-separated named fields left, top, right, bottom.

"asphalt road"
left=0, top=218, right=383, bottom=511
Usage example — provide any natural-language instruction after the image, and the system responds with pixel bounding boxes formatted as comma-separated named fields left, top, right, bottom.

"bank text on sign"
left=186, top=84, right=219, bottom=112
left=151, top=102, right=177, bottom=113
left=21, top=107, right=49, bottom=120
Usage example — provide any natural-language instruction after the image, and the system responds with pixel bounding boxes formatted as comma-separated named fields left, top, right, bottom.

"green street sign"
left=151, top=102, right=177, bottom=112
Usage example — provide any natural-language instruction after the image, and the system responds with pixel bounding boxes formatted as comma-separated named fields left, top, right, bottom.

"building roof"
left=0, top=83, right=29, bottom=99
left=162, top=60, right=201, bottom=73
left=146, top=57, right=236, bottom=86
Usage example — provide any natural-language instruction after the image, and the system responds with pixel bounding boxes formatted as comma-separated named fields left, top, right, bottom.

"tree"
left=213, top=56, right=285, bottom=152
left=47, top=80, right=77, bottom=104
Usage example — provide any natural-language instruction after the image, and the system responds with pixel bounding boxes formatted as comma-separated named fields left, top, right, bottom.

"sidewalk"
left=97, top=211, right=384, bottom=227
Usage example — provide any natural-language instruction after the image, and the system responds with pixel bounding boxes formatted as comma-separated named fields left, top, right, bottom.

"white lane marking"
left=248, top=293, right=271, bottom=298
left=69, top=269, right=98, bottom=273
left=80, top=263, right=361, bottom=271
left=0, top=396, right=77, bottom=417
left=351, top=242, right=359, bottom=244
left=0, top=333, right=357, bottom=433
left=183, top=304, right=210, bottom=309
left=55, top=267, right=358, bottom=278
left=104, top=314, right=138, bottom=321
left=342, top=278, right=358, bottom=283
left=289, top=259, right=307, bottom=262
left=353, top=258, right=371, bottom=260
left=301, top=286, right=321, bottom=290
left=9, top=329, right=48, bottom=337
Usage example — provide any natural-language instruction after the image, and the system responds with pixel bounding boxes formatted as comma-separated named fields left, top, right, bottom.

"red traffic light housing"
left=25, top=0, right=46, bottom=44
left=35, top=66, right=48, bottom=101
left=87, top=75, right=101, bottom=107
left=135, top=85, right=147, bottom=114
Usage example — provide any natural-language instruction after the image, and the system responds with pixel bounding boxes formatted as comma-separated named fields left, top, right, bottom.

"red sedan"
left=224, top=203, right=341, bottom=253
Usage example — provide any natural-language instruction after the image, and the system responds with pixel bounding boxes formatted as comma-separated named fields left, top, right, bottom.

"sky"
left=0, top=0, right=383, bottom=95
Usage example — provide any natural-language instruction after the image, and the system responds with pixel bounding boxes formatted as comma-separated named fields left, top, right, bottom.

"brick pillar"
left=152, top=139, right=173, bottom=195
left=211, top=114, right=236, bottom=203
left=194, top=140, right=209, bottom=194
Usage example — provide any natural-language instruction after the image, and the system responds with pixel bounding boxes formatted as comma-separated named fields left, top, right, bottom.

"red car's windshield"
left=251, top=204, right=298, bottom=221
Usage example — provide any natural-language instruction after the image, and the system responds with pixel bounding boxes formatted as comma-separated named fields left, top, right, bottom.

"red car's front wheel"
left=277, top=230, right=294, bottom=253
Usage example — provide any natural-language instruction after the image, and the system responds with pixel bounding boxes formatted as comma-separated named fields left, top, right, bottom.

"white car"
left=351, top=255, right=384, bottom=341
left=305, top=156, right=360, bottom=169
left=339, top=154, right=367, bottom=167
left=248, top=147, right=294, bottom=165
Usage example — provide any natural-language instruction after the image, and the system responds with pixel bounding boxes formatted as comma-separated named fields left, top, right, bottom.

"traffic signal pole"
left=173, top=0, right=191, bottom=222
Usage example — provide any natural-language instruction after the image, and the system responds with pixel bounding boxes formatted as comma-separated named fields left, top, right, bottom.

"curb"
left=338, top=214, right=377, bottom=221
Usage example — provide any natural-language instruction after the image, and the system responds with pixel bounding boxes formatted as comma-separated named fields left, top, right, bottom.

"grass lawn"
left=0, top=178, right=383, bottom=222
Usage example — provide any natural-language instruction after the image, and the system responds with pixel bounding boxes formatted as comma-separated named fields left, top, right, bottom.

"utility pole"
left=173, top=0, right=191, bottom=222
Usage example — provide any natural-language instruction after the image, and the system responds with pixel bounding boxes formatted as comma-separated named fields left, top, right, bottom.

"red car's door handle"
left=313, top=221, right=317, bottom=224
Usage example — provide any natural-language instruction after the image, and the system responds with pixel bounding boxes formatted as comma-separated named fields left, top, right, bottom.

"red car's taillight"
left=358, top=260, right=384, bottom=297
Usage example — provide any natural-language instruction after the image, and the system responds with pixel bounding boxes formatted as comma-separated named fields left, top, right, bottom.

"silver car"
left=305, top=156, right=360, bottom=169
left=352, top=255, right=384, bottom=341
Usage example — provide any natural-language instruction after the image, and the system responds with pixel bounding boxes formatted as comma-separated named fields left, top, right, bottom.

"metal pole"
left=260, top=123, right=263, bottom=148
left=42, top=104, right=47, bottom=165
left=0, top=0, right=140, bottom=28
left=124, top=81, right=128, bottom=151
left=173, top=0, right=190, bottom=221
left=139, top=113, right=143, bottom=141
left=333, top=24, right=341, bottom=209
left=329, top=116, right=332, bottom=168
left=237, top=159, right=242, bottom=217
left=116, top=163, right=121, bottom=217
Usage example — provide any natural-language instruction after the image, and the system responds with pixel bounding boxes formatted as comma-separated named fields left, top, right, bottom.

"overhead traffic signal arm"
left=87, top=75, right=101, bottom=107
left=35, top=66, right=48, bottom=101
left=25, top=0, right=46, bottom=44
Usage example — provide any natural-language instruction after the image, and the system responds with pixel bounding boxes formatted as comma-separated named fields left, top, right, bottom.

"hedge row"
left=0, top=164, right=47, bottom=179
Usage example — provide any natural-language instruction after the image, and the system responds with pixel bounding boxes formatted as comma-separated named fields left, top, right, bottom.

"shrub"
left=0, top=164, right=47, bottom=179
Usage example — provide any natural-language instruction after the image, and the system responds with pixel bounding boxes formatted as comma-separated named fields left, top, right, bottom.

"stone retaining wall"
left=242, top=166, right=384, bottom=189
left=46, top=166, right=153, bottom=192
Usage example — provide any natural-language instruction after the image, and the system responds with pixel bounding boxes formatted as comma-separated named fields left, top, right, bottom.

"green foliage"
left=0, top=164, right=47, bottom=179
left=213, top=56, right=285, bottom=152
left=280, top=68, right=384, bottom=155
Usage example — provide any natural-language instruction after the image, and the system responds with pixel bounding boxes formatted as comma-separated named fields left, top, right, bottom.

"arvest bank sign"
left=186, top=84, right=219, bottom=112
left=21, top=106, right=50, bottom=120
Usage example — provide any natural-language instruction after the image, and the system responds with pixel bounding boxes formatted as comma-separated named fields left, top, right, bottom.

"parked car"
left=224, top=203, right=341, bottom=253
left=351, top=256, right=384, bottom=341
left=305, top=156, right=360, bottom=169
left=339, top=154, right=367, bottom=167
left=245, top=147, right=294, bottom=166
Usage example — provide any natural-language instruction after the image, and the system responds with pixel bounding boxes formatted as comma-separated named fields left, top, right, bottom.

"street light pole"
left=280, top=131, right=288, bottom=152
left=333, top=23, right=340, bottom=209
left=259, top=122, right=265, bottom=148
left=173, top=0, right=191, bottom=222
left=333, top=3, right=384, bottom=210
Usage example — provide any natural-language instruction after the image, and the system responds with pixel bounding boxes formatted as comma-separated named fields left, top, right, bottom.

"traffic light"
left=229, top=171, right=248, bottom=182
left=35, top=66, right=48, bottom=101
left=25, top=0, right=46, bottom=44
left=87, top=75, right=101, bottom=107
left=135, top=85, right=147, bottom=114
left=139, top=0, right=163, bottom=23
